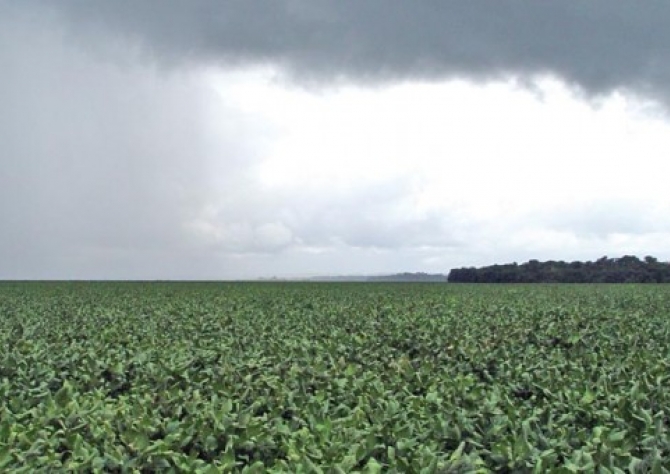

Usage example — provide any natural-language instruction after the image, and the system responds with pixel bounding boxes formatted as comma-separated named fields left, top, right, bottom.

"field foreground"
left=1, top=282, right=669, bottom=472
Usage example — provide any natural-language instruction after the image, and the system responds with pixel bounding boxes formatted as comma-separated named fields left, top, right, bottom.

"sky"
left=2, top=1, right=670, bottom=280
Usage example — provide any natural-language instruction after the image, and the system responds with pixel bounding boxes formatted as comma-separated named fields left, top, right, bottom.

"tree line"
left=447, top=255, right=670, bottom=283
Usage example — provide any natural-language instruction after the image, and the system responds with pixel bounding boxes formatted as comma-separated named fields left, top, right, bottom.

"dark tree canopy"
left=448, top=256, right=670, bottom=283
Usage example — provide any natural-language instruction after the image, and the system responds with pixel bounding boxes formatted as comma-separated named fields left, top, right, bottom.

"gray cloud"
left=20, top=0, right=670, bottom=104
left=0, top=6, right=265, bottom=278
left=536, top=199, right=670, bottom=240
left=3, top=1, right=670, bottom=279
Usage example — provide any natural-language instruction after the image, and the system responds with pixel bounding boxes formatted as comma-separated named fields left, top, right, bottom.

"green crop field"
left=1, top=282, right=669, bottom=472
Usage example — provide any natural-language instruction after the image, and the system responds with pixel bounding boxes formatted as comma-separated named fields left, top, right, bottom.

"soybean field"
left=1, top=282, right=670, bottom=472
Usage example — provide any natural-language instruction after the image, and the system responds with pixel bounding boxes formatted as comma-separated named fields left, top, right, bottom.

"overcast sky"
left=2, top=1, right=670, bottom=279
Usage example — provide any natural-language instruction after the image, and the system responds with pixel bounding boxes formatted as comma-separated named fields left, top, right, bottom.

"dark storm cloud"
left=27, top=0, right=670, bottom=103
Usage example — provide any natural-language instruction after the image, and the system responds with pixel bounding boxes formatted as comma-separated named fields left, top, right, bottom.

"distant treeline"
left=448, top=255, right=670, bottom=283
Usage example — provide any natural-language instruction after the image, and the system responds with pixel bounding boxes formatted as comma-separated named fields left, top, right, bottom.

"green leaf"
left=364, top=457, right=383, bottom=474
left=607, top=430, right=626, bottom=442
left=54, top=380, right=73, bottom=407
left=0, top=445, right=14, bottom=470
left=387, top=446, right=396, bottom=463
left=580, top=388, right=595, bottom=405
